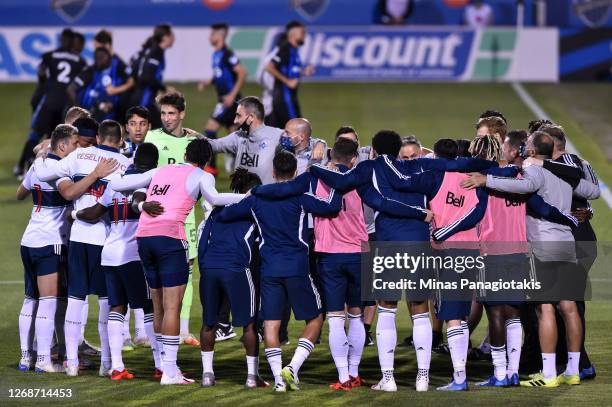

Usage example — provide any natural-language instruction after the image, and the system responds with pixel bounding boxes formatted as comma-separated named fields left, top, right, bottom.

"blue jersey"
left=218, top=189, right=342, bottom=277
left=212, top=47, right=240, bottom=98
left=199, top=206, right=257, bottom=270
left=272, top=43, right=301, bottom=95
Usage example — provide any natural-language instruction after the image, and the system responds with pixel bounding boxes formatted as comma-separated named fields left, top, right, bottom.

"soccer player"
left=198, top=22, right=247, bottom=172
left=16, top=124, right=79, bottom=373
left=198, top=169, right=268, bottom=388
left=33, top=120, right=130, bottom=377
left=121, top=106, right=150, bottom=159
left=110, top=139, right=244, bottom=385
left=131, top=24, right=175, bottom=130
left=71, top=143, right=161, bottom=380
left=477, top=116, right=507, bottom=145
left=15, top=30, right=86, bottom=178
left=144, top=91, right=201, bottom=346
left=218, top=151, right=342, bottom=392
left=264, top=21, right=313, bottom=128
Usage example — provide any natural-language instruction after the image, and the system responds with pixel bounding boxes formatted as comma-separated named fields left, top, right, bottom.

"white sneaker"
left=35, top=362, right=65, bottom=373
left=160, top=372, right=196, bottom=385
left=99, top=363, right=112, bottom=377
left=371, top=376, right=397, bottom=392
left=65, top=364, right=79, bottom=377
left=416, top=372, right=429, bottom=392
left=273, top=381, right=287, bottom=392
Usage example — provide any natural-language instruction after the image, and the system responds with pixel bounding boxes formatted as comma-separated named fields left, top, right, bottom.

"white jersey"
left=465, top=4, right=493, bottom=28
left=34, top=145, right=130, bottom=246
left=99, top=186, right=142, bottom=267
left=21, top=154, right=71, bottom=248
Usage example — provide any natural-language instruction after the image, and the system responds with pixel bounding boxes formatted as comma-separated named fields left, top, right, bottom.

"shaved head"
left=284, top=118, right=312, bottom=151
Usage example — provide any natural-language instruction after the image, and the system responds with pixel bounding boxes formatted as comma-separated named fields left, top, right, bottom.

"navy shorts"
left=201, top=267, right=256, bottom=327
left=434, top=248, right=478, bottom=321
left=21, top=244, right=66, bottom=299
left=103, top=261, right=151, bottom=309
left=317, top=253, right=362, bottom=312
left=138, top=236, right=189, bottom=289
left=211, top=100, right=238, bottom=128
left=261, top=274, right=322, bottom=321
left=68, top=241, right=106, bottom=299
left=478, top=253, right=529, bottom=306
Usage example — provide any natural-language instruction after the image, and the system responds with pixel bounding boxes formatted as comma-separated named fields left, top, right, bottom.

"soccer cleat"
left=111, top=369, right=135, bottom=381
left=579, top=365, right=596, bottom=381
left=437, top=379, right=469, bottom=391
left=416, top=371, right=429, bottom=392
left=99, top=363, right=112, bottom=377
left=329, top=380, right=353, bottom=391
left=507, top=373, right=520, bottom=387
left=18, top=357, right=32, bottom=372
left=476, top=375, right=509, bottom=387
left=122, top=338, right=135, bottom=352
left=365, top=331, right=374, bottom=347
left=245, top=374, right=270, bottom=389
left=153, top=368, right=163, bottom=380
left=557, top=373, right=580, bottom=386
left=65, top=364, right=79, bottom=377
left=281, top=366, right=300, bottom=391
left=79, top=339, right=101, bottom=357
left=160, top=372, right=196, bottom=385
left=201, top=372, right=215, bottom=387
left=350, top=376, right=365, bottom=388
left=273, top=381, right=287, bottom=392
left=133, top=336, right=151, bottom=347
left=179, top=333, right=201, bottom=347
left=35, top=362, right=65, bottom=373
left=215, top=325, right=237, bottom=342
left=371, top=376, right=397, bottom=392
left=520, top=373, right=559, bottom=388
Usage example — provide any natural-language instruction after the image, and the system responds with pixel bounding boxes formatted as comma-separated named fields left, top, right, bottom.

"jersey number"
left=57, top=61, right=72, bottom=84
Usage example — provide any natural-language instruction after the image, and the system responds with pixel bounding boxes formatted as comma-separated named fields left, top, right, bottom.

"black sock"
left=364, top=323, right=371, bottom=334
left=432, top=330, right=442, bottom=346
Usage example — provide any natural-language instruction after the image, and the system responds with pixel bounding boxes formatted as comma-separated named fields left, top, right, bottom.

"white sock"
left=144, top=314, right=161, bottom=369
left=328, top=314, right=349, bottom=383
left=180, top=319, right=189, bottom=336
left=542, top=353, right=556, bottom=379
left=289, top=338, right=314, bottom=377
left=122, top=306, right=131, bottom=340
left=491, top=345, right=507, bottom=381
left=65, top=298, right=85, bottom=367
left=246, top=355, right=258, bottom=376
left=162, top=335, right=180, bottom=378
left=19, top=297, right=38, bottom=360
left=566, top=352, right=580, bottom=376
left=347, top=312, right=365, bottom=378
left=108, top=311, right=125, bottom=371
left=155, top=332, right=165, bottom=367
left=54, top=298, right=67, bottom=357
left=134, top=308, right=145, bottom=338
left=505, top=318, right=522, bottom=376
left=447, top=326, right=466, bottom=384
left=376, top=306, right=397, bottom=374
left=201, top=351, right=214, bottom=374
left=79, top=298, right=89, bottom=344
left=264, top=348, right=282, bottom=385
left=412, top=312, right=432, bottom=371
left=98, top=298, right=111, bottom=369
left=35, top=296, right=57, bottom=365
left=460, top=320, right=469, bottom=363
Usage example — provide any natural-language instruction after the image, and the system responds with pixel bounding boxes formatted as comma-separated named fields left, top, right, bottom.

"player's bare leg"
left=372, top=300, right=397, bottom=392
left=363, top=304, right=376, bottom=346
left=32, top=273, right=63, bottom=373
left=476, top=304, right=509, bottom=387
left=557, top=301, right=583, bottom=384
left=159, top=284, right=193, bottom=384
left=179, top=260, right=199, bottom=346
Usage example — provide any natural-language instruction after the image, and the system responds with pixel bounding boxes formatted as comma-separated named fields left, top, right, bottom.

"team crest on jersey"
left=51, top=0, right=91, bottom=23
left=102, top=75, right=112, bottom=87
left=259, top=142, right=268, bottom=149
left=291, top=0, right=330, bottom=21
left=572, top=0, right=612, bottom=28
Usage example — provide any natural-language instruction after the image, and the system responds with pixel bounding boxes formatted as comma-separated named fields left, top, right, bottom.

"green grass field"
left=0, top=82, right=610, bottom=406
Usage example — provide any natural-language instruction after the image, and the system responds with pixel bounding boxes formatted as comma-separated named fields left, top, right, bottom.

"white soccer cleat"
left=65, top=364, right=79, bottom=377
left=416, top=373, right=429, bottom=392
left=35, top=362, right=65, bottom=373
left=160, top=372, right=196, bottom=385
left=371, top=376, right=397, bottom=392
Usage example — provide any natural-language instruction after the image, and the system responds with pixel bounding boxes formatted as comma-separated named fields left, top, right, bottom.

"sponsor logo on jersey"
left=150, top=184, right=171, bottom=196
left=240, top=151, right=259, bottom=167
left=446, top=191, right=465, bottom=207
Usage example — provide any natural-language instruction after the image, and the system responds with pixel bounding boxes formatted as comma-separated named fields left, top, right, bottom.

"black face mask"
left=239, top=117, right=251, bottom=134
left=296, top=39, right=305, bottom=46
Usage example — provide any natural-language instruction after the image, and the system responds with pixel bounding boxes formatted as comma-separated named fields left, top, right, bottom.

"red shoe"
left=329, top=380, right=353, bottom=391
left=111, top=369, right=135, bottom=381
left=153, top=368, right=163, bottom=380
left=350, top=376, right=365, bottom=388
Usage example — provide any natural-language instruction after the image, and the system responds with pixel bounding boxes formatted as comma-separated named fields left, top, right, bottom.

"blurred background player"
left=465, top=0, right=494, bottom=28
left=264, top=21, right=314, bottom=129
left=131, top=24, right=175, bottom=130
left=198, top=23, right=247, bottom=174
left=121, top=106, right=151, bottom=159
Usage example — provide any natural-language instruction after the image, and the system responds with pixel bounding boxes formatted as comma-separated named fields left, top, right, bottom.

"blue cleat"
left=507, top=373, right=520, bottom=387
left=18, top=363, right=30, bottom=372
left=476, top=375, right=509, bottom=388
left=437, top=379, right=469, bottom=391
left=579, top=365, right=596, bottom=381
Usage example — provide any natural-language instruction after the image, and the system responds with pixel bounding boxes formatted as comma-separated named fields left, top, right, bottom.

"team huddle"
left=14, top=22, right=601, bottom=394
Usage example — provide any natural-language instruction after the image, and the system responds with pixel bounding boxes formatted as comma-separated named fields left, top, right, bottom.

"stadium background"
left=0, top=0, right=611, bottom=405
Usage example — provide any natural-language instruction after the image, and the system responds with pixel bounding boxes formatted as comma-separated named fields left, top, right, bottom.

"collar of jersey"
left=96, top=144, right=120, bottom=153
left=47, top=153, right=61, bottom=161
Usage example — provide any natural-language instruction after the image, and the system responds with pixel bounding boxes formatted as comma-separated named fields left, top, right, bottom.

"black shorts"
left=266, top=88, right=301, bottom=129
left=31, top=96, right=64, bottom=137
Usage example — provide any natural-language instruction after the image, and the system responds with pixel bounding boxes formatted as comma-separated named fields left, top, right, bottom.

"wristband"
left=138, top=202, right=145, bottom=212
left=71, top=210, right=78, bottom=220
